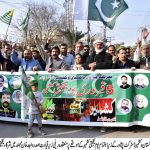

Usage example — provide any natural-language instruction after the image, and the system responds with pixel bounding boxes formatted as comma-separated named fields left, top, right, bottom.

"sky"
left=0, top=0, right=150, bottom=45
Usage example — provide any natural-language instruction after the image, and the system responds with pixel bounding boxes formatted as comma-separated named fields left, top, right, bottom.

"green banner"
left=0, top=70, right=150, bottom=126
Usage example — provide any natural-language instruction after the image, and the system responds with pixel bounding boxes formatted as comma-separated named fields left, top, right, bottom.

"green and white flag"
left=0, top=9, right=14, bottom=25
left=20, top=8, right=31, bottom=30
left=74, top=0, right=128, bottom=29
left=21, top=66, right=35, bottom=120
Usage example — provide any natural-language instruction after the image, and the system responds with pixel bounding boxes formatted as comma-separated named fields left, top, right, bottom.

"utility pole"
left=103, top=26, right=107, bottom=43
left=65, top=0, right=74, bottom=32
left=87, top=20, right=90, bottom=45
left=106, top=36, right=115, bottom=44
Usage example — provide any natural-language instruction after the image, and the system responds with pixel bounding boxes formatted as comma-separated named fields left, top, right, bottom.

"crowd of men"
left=0, top=28, right=150, bottom=133
left=0, top=29, right=149, bottom=73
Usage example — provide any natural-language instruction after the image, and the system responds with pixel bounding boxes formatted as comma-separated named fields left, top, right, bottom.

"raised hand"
left=142, top=28, right=149, bottom=39
left=136, top=37, right=141, bottom=48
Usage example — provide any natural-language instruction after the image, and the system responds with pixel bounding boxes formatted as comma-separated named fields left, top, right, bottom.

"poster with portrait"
left=1, top=70, right=150, bottom=127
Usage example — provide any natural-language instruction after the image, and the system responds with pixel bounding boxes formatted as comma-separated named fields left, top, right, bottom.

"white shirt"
left=28, top=91, right=43, bottom=114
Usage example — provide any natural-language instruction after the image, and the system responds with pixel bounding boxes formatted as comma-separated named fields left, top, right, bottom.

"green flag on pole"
left=21, top=66, right=35, bottom=101
left=20, top=8, right=31, bottom=30
left=74, top=0, right=128, bottom=29
left=21, top=66, right=42, bottom=120
left=0, top=9, right=14, bottom=25
left=21, top=66, right=35, bottom=120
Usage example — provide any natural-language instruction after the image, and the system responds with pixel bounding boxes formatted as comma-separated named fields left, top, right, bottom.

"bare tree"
left=12, top=1, right=65, bottom=46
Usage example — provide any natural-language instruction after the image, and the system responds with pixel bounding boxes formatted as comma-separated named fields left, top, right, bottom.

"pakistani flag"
left=20, top=8, right=31, bottom=30
left=0, top=9, right=14, bottom=25
left=74, top=0, right=128, bottom=29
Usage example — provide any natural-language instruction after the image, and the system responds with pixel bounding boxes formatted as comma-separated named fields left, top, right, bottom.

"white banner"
left=0, top=138, right=149, bottom=150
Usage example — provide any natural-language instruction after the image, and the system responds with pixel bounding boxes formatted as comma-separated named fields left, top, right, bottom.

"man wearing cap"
left=85, top=40, right=112, bottom=70
left=31, top=47, right=46, bottom=70
left=27, top=79, right=46, bottom=138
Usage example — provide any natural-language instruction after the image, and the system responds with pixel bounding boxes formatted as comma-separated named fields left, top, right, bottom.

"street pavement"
left=0, top=121, right=150, bottom=138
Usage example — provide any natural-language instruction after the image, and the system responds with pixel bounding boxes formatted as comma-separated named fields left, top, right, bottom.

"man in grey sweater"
left=35, top=36, right=68, bottom=72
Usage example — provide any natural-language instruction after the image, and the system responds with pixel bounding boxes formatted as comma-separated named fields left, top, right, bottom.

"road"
left=0, top=121, right=150, bottom=138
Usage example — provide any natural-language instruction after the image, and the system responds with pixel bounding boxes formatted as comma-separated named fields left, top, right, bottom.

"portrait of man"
left=9, top=76, right=22, bottom=89
left=120, top=99, right=130, bottom=113
left=134, top=77, right=146, bottom=89
left=12, top=90, right=22, bottom=103
left=134, top=95, right=148, bottom=109
left=120, top=75, right=130, bottom=89
left=0, top=91, right=17, bottom=118
left=0, top=75, right=7, bottom=92
left=134, top=74, right=149, bottom=89
left=118, top=98, right=132, bottom=114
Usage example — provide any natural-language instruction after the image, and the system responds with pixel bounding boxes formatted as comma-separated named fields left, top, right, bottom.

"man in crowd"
left=0, top=43, right=18, bottom=71
left=83, top=45, right=90, bottom=62
left=107, top=45, right=116, bottom=56
left=67, top=47, right=74, bottom=56
left=59, top=43, right=74, bottom=69
left=75, top=41, right=84, bottom=55
left=134, top=44, right=150, bottom=69
left=35, top=36, right=68, bottom=72
left=85, top=40, right=112, bottom=70
left=112, top=47, right=135, bottom=69
left=85, top=39, right=112, bottom=133
left=126, top=46, right=132, bottom=59
left=31, top=47, right=46, bottom=70
left=11, top=48, right=43, bottom=71
left=134, top=27, right=150, bottom=69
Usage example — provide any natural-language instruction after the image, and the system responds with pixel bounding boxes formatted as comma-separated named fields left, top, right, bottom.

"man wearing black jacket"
left=85, top=40, right=112, bottom=70
left=85, top=40, right=112, bottom=133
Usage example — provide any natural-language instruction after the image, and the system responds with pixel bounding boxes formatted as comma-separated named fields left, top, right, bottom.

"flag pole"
left=34, top=98, right=42, bottom=116
left=4, top=24, right=10, bottom=41
left=87, top=20, right=90, bottom=45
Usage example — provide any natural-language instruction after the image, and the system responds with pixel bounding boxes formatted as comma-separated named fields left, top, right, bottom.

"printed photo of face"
left=117, top=74, right=132, bottom=89
left=117, top=98, right=132, bottom=114
left=134, top=95, right=148, bottom=109
left=0, top=76, right=4, bottom=88
left=9, top=76, right=22, bottom=89
left=1, top=92, right=11, bottom=103
left=0, top=75, right=8, bottom=92
left=12, top=90, right=23, bottom=103
left=1, top=91, right=11, bottom=109
left=120, top=99, right=129, bottom=112
left=0, top=91, right=17, bottom=118
left=134, top=74, right=148, bottom=89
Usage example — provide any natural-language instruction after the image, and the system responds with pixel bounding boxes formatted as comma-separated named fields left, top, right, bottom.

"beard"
left=95, top=48, right=103, bottom=54
left=121, top=106, right=129, bottom=110
left=52, top=54, right=58, bottom=59
left=2, top=101, right=9, bottom=109
left=24, top=57, right=31, bottom=61
left=122, top=82, right=127, bottom=85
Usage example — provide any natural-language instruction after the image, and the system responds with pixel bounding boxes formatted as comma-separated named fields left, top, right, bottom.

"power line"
left=51, top=0, right=64, bottom=8
left=0, top=0, right=23, bottom=5
left=140, top=7, right=150, bottom=26
left=0, top=1, right=27, bottom=13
